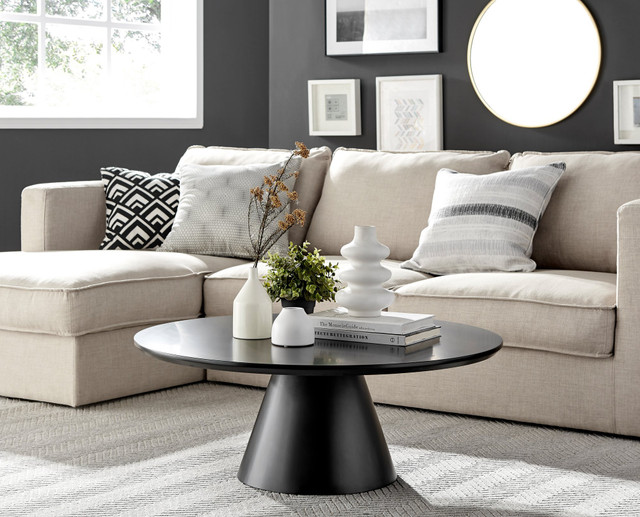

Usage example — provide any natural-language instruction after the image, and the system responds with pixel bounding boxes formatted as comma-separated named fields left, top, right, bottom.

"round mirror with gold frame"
left=468, top=0, right=601, bottom=128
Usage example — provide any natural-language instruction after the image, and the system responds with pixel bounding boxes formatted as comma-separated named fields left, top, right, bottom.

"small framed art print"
left=308, top=79, right=361, bottom=136
left=376, top=74, right=443, bottom=152
left=614, top=80, right=640, bottom=144
left=326, top=0, right=439, bottom=56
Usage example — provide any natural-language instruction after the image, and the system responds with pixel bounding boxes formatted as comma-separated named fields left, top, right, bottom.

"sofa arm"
left=21, top=181, right=106, bottom=251
left=614, top=199, right=640, bottom=435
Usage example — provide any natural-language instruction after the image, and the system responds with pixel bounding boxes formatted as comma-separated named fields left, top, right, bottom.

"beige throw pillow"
left=159, top=158, right=300, bottom=258
left=175, top=145, right=332, bottom=245
left=402, top=162, right=566, bottom=275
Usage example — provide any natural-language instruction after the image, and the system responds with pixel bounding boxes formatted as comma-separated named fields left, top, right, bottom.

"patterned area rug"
left=1, top=382, right=639, bottom=516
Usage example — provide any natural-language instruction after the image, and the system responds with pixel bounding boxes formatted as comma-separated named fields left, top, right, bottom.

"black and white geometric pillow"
left=100, top=167, right=180, bottom=250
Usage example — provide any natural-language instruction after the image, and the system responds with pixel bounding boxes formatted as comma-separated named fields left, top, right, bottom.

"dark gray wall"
left=0, top=0, right=270, bottom=251
left=269, top=0, right=640, bottom=154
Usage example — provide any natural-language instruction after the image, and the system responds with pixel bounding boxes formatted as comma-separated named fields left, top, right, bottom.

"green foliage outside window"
left=0, top=0, right=161, bottom=106
left=0, top=21, right=37, bottom=105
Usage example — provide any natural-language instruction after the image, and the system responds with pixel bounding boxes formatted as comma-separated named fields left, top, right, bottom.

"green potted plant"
left=263, top=241, right=339, bottom=314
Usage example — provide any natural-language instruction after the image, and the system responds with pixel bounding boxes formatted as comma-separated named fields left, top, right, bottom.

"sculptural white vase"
left=233, top=267, right=272, bottom=339
left=335, top=225, right=395, bottom=317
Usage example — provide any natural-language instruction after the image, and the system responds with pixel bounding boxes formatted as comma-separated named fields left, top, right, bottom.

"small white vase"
left=233, top=267, right=272, bottom=339
left=335, top=225, right=395, bottom=317
left=271, top=307, right=315, bottom=347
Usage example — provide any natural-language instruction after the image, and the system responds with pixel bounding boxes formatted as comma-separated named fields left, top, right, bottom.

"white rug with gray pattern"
left=1, top=382, right=639, bottom=516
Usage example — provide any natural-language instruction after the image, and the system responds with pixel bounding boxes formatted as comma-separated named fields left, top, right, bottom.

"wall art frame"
left=376, top=74, right=443, bottom=152
left=308, top=79, right=361, bottom=136
left=614, top=80, right=640, bottom=145
left=326, top=0, right=439, bottom=56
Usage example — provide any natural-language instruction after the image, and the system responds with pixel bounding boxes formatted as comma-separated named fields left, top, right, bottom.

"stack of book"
left=309, top=307, right=440, bottom=353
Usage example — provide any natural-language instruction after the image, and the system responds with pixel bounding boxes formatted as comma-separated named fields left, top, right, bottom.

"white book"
left=314, top=326, right=441, bottom=347
left=315, top=335, right=439, bottom=354
left=310, top=307, right=435, bottom=335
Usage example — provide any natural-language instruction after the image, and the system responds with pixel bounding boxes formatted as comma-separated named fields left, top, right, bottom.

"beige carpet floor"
left=1, top=382, right=639, bottom=516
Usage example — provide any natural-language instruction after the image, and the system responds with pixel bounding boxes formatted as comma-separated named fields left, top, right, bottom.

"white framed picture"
left=376, top=74, right=443, bottom=152
left=614, top=80, right=640, bottom=144
left=326, top=0, right=439, bottom=56
left=308, top=79, right=361, bottom=136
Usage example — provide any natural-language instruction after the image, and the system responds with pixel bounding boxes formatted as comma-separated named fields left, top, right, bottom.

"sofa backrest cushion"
left=305, top=148, right=511, bottom=260
left=510, top=151, right=640, bottom=273
left=176, top=145, right=332, bottom=245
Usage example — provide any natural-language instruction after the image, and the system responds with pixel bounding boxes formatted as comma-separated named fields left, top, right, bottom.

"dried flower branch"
left=248, top=141, right=309, bottom=267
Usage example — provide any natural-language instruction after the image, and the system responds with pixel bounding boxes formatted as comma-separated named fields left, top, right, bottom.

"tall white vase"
left=233, top=267, right=272, bottom=339
left=335, top=225, right=395, bottom=317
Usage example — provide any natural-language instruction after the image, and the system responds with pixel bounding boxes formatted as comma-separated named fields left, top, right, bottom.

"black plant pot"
left=281, top=299, right=316, bottom=314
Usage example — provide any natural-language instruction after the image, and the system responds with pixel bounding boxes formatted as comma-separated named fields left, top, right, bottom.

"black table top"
left=134, top=315, right=502, bottom=376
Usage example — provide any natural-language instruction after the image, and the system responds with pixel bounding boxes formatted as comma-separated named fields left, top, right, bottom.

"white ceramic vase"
left=271, top=307, right=315, bottom=347
left=233, top=267, right=272, bottom=339
left=335, top=225, right=395, bottom=317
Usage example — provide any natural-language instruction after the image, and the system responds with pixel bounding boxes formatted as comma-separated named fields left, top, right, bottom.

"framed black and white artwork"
left=614, top=80, right=640, bottom=145
left=308, top=79, right=361, bottom=136
left=376, top=75, right=442, bottom=152
left=326, top=0, right=439, bottom=56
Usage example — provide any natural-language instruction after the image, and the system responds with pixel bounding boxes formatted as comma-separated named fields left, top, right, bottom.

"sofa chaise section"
left=0, top=250, right=215, bottom=406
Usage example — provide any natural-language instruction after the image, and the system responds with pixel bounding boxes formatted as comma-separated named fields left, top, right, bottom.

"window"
left=0, top=0, right=202, bottom=128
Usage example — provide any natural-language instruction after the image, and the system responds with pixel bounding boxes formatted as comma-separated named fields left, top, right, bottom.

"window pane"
left=46, top=0, right=104, bottom=20
left=44, top=24, right=106, bottom=108
left=0, top=0, right=36, bottom=14
left=0, top=0, right=200, bottom=128
left=111, top=0, right=160, bottom=24
left=0, top=22, right=37, bottom=106
left=111, top=29, right=161, bottom=109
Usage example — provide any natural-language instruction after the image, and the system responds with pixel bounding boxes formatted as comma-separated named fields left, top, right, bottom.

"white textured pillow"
left=402, top=162, right=566, bottom=275
left=159, top=158, right=300, bottom=258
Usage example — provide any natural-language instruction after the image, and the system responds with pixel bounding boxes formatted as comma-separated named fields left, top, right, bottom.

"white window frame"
left=0, top=0, right=203, bottom=129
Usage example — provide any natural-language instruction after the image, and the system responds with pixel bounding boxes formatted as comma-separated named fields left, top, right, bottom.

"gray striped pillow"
left=402, top=162, right=566, bottom=275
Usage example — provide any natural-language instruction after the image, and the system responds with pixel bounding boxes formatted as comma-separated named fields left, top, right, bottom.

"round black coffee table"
left=134, top=316, right=502, bottom=495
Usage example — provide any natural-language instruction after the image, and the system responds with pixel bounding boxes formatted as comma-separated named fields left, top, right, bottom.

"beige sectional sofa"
left=5, top=145, right=640, bottom=438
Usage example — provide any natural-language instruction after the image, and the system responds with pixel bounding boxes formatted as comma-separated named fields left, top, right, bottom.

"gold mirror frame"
left=467, top=0, right=601, bottom=128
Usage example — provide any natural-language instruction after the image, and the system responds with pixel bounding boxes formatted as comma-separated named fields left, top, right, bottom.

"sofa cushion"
left=203, top=258, right=431, bottom=316
left=100, top=167, right=180, bottom=250
left=159, top=159, right=299, bottom=259
left=402, top=163, right=565, bottom=275
left=389, top=270, right=616, bottom=358
left=305, top=148, right=511, bottom=261
left=187, top=254, right=248, bottom=272
left=0, top=250, right=214, bottom=337
left=176, top=145, right=332, bottom=245
left=510, top=151, right=640, bottom=273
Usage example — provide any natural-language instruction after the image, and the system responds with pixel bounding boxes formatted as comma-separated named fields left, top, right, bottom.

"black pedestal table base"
left=237, top=374, right=397, bottom=495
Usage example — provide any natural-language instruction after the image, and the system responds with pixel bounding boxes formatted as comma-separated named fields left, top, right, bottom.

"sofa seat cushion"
left=0, top=250, right=213, bottom=337
left=390, top=269, right=616, bottom=358
left=203, top=258, right=431, bottom=316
